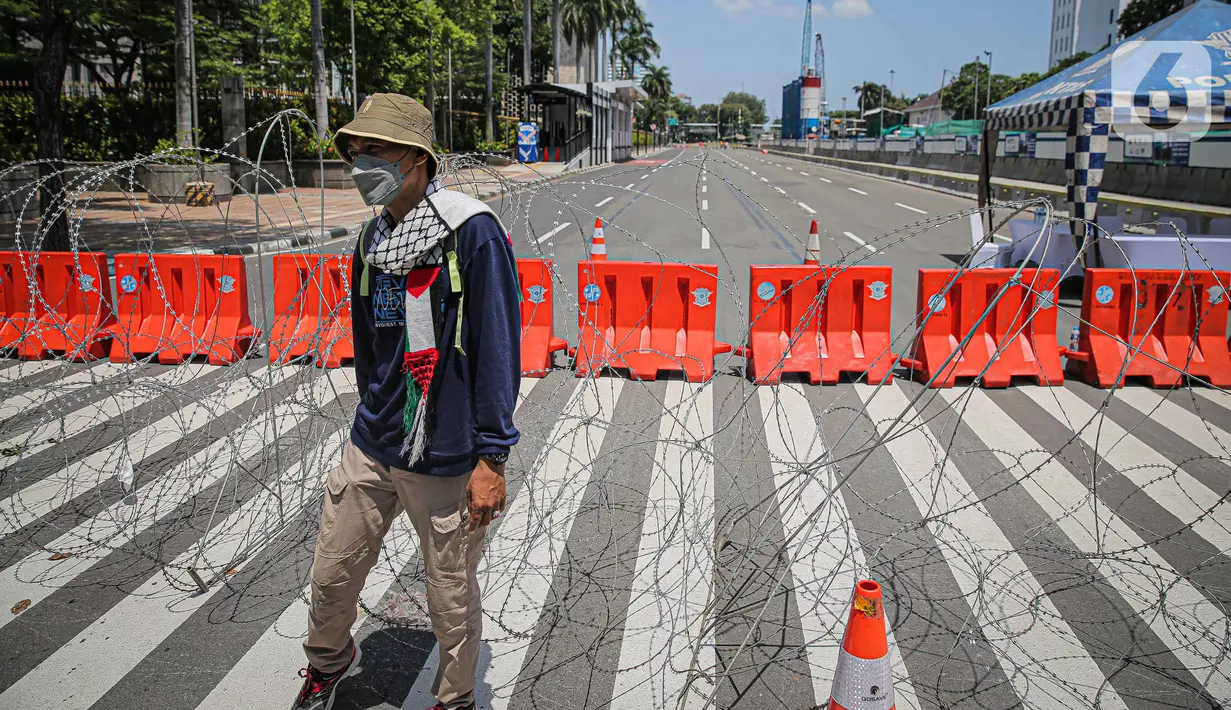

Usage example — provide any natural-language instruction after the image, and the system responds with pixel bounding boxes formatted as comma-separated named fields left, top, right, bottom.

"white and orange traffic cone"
left=589, top=217, right=607, bottom=261
left=828, top=579, right=895, bottom=710
left=805, top=219, right=822, bottom=265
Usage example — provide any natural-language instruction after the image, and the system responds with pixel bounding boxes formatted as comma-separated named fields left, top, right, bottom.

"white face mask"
left=350, top=152, right=411, bottom=206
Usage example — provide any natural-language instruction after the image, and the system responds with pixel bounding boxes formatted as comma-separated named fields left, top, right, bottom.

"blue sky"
left=641, top=0, right=1053, bottom=117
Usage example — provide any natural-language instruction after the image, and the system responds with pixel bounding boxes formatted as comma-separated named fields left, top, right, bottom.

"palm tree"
left=310, top=0, right=327, bottom=139
left=642, top=64, right=671, bottom=101
left=523, top=0, right=532, bottom=86
left=561, top=0, right=598, bottom=81
left=616, top=9, right=658, bottom=81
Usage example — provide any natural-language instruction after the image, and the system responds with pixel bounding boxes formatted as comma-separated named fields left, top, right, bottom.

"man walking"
left=293, top=93, right=521, bottom=710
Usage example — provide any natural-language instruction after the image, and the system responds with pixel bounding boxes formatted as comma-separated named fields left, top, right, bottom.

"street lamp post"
left=939, top=68, right=957, bottom=123
left=973, top=55, right=981, bottom=120
left=983, top=50, right=993, bottom=114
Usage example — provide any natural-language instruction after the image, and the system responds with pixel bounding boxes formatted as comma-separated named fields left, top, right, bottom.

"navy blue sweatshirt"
left=349, top=211, right=521, bottom=476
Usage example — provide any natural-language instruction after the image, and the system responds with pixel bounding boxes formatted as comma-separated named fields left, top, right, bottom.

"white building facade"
left=1048, top=0, right=1131, bottom=68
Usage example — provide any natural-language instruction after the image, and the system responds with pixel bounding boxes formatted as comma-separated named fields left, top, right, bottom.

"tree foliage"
left=1118, top=0, right=1184, bottom=38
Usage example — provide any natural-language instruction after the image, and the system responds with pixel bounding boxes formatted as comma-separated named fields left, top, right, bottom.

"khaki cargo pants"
left=305, top=440, right=485, bottom=709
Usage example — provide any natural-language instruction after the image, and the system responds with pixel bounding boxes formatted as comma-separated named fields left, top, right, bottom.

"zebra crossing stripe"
left=611, top=380, right=715, bottom=708
left=1023, top=386, right=1231, bottom=553
left=0, top=365, right=301, bottom=536
left=942, top=387, right=1231, bottom=702
left=0, top=361, right=127, bottom=422
left=0, top=368, right=352, bottom=632
left=196, top=377, right=543, bottom=708
left=0, top=363, right=222, bottom=468
left=859, top=384, right=1132, bottom=709
left=402, top=378, right=619, bottom=709
left=0, top=412, right=354, bottom=710
left=759, top=385, right=920, bottom=710
left=0, top=359, right=59, bottom=384
left=1113, top=386, right=1231, bottom=462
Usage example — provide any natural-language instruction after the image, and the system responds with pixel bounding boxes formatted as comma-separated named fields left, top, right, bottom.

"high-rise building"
left=1048, top=0, right=1131, bottom=69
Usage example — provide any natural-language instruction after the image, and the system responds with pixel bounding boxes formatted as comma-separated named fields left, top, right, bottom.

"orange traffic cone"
left=805, top=220, right=822, bottom=265
left=828, top=579, right=895, bottom=710
left=589, top=217, right=607, bottom=260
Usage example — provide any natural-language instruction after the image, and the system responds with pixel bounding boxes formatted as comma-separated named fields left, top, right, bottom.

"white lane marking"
left=993, top=233, right=1011, bottom=242
left=0, top=361, right=126, bottom=421
left=640, top=174, right=649, bottom=179
left=702, top=199, right=709, bottom=211
left=702, top=174, right=707, bottom=182
left=1024, top=386, right=1231, bottom=554
left=0, top=366, right=300, bottom=536
left=800, top=171, right=810, bottom=176
left=760, top=177, right=769, bottom=183
left=652, top=168, right=660, bottom=173
left=0, top=364, right=221, bottom=469
left=595, top=196, right=614, bottom=208
left=0, top=370, right=354, bottom=632
left=536, top=222, right=572, bottom=244
left=195, top=378, right=543, bottom=710
left=774, top=187, right=787, bottom=195
left=786, top=166, right=794, bottom=171
left=751, top=170, right=758, bottom=176
left=1, top=406, right=357, bottom=710
left=0, top=360, right=59, bottom=384
left=702, top=185, right=707, bottom=193
left=941, top=387, right=1231, bottom=704
left=819, top=177, right=832, bottom=183
left=843, top=231, right=877, bottom=252
left=761, top=386, right=922, bottom=710
left=848, top=187, right=869, bottom=195
left=624, top=182, right=635, bottom=189
left=895, top=202, right=928, bottom=215
left=402, top=380, right=622, bottom=710
left=798, top=202, right=817, bottom=214
left=701, top=227, right=711, bottom=249
left=862, top=386, right=1130, bottom=710
left=613, top=381, right=717, bottom=708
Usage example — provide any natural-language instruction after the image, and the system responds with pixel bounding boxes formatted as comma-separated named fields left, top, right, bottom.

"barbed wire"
left=0, top=110, right=1228, bottom=709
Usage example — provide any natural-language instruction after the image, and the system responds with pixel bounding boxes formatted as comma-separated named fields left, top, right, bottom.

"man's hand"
left=466, top=458, right=506, bottom=531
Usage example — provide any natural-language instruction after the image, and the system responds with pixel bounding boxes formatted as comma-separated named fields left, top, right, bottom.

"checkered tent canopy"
left=983, top=0, right=1231, bottom=223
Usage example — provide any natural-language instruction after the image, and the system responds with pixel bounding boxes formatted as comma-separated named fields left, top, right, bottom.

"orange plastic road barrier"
left=13, top=252, right=116, bottom=361
left=828, top=579, right=896, bottom=710
left=575, top=260, right=733, bottom=382
left=1067, top=268, right=1231, bottom=388
left=0, top=252, right=37, bottom=352
left=518, top=258, right=569, bottom=376
left=111, top=253, right=259, bottom=365
left=804, top=220, right=822, bottom=265
left=267, top=254, right=354, bottom=368
left=746, top=264, right=895, bottom=385
left=903, top=268, right=1064, bottom=388
left=589, top=218, right=608, bottom=261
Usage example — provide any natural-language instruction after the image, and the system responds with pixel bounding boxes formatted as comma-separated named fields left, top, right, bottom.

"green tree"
left=614, top=6, right=657, bottom=80
left=1118, top=0, right=1183, bottom=38
left=641, top=63, right=671, bottom=100
left=1043, top=50, right=1092, bottom=78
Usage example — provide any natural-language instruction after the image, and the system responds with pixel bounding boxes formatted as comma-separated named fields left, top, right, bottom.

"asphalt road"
left=0, top=148, right=1226, bottom=710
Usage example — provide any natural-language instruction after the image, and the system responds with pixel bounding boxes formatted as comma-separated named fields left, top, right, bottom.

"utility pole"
left=350, top=0, right=357, bottom=116
left=939, top=68, right=955, bottom=122
left=447, top=43, right=453, bottom=150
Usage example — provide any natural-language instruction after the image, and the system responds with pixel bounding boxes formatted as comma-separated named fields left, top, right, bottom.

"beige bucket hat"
left=334, top=93, right=439, bottom=175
